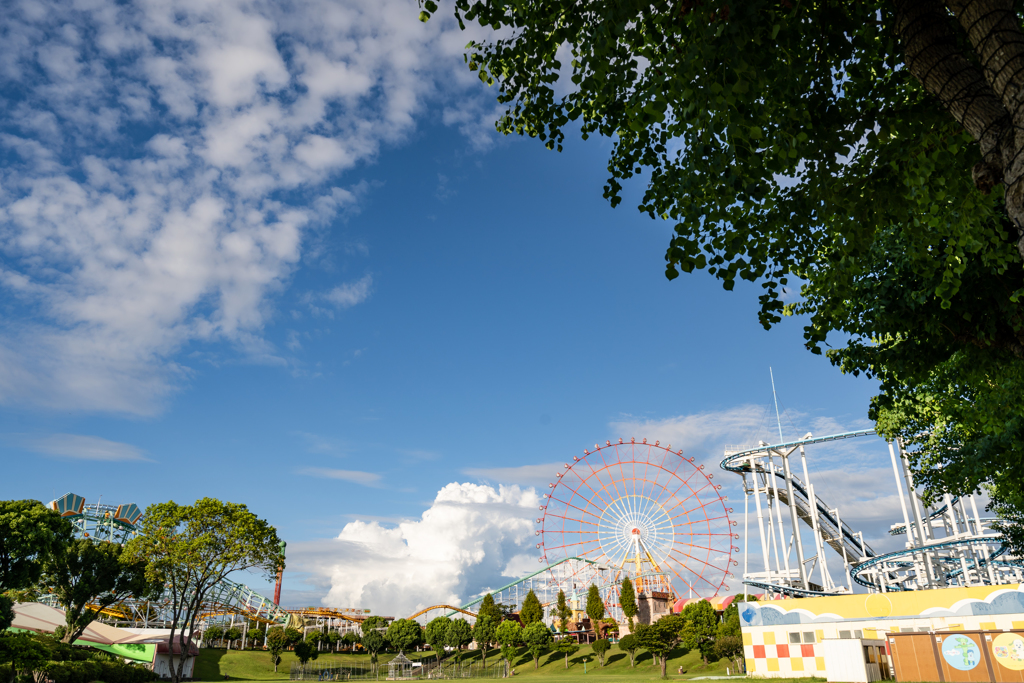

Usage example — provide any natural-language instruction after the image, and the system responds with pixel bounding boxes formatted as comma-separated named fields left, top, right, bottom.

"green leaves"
left=0, top=500, right=73, bottom=593
left=42, top=537, right=160, bottom=643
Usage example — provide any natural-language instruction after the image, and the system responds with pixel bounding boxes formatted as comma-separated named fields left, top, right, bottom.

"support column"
left=765, top=451, right=792, bottom=584
left=751, top=457, right=772, bottom=580
left=780, top=448, right=809, bottom=589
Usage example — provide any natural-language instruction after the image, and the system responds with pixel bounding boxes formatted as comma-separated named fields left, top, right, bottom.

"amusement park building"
left=739, top=583, right=1024, bottom=679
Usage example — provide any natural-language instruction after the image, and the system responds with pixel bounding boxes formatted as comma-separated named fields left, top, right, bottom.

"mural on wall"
left=992, top=632, right=1024, bottom=671
left=739, top=584, right=1024, bottom=627
left=941, top=634, right=981, bottom=671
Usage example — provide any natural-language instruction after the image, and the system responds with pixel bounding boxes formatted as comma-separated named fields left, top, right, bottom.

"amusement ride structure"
left=42, top=420, right=1022, bottom=635
left=534, top=437, right=737, bottom=619
left=723, top=430, right=1024, bottom=597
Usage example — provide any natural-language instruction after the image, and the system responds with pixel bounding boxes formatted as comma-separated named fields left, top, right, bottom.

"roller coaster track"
left=407, top=605, right=478, bottom=620
left=453, top=556, right=607, bottom=616
left=722, top=431, right=878, bottom=563
left=286, top=608, right=373, bottom=623
left=850, top=538, right=1016, bottom=591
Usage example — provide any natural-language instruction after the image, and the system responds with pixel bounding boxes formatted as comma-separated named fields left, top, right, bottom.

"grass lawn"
left=192, top=645, right=801, bottom=682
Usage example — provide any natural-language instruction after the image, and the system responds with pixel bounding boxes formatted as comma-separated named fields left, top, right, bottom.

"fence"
left=289, top=660, right=505, bottom=681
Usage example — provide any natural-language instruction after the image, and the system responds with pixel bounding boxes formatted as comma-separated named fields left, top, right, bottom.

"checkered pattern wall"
left=743, top=629, right=826, bottom=676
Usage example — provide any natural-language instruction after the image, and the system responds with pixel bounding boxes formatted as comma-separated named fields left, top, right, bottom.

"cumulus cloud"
left=288, top=482, right=540, bottom=616
left=14, top=433, right=150, bottom=462
left=0, top=0, right=492, bottom=413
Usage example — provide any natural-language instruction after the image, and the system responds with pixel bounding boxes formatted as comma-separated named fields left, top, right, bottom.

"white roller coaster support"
left=751, top=455, right=773, bottom=581
left=833, top=507, right=853, bottom=589
left=898, top=439, right=937, bottom=586
left=888, top=441, right=914, bottom=550
left=780, top=447, right=809, bottom=589
left=743, top=471, right=750, bottom=600
left=799, top=444, right=833, bottom=591
left=765, top=449, right=792, bottom=582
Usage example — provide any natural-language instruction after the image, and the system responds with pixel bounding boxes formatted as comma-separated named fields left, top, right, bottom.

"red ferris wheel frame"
left=537, top=437, right=737, bottom=606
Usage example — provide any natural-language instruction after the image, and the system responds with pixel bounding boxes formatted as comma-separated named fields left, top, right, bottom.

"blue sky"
left=0, top=0, right=905, bottom=614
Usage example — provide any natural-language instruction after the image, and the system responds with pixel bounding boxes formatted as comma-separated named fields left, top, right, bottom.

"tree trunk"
left=894, top=0, right=1024, bottom=259
left=629, top=652, right=635, bottom=668
left=564, top=653, right=569, bottom=669
left=660, top=654, right=668, bottom=679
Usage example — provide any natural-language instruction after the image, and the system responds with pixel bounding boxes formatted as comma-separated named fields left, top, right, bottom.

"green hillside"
left=193, top=644, right=763, bottom=682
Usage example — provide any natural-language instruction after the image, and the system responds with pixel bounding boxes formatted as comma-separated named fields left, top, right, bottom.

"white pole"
left=765, top=450, right=792, bottom=583
left=743, top=472, right=750, bottom=598
left=897, top=439, right=937, bottom=587
left=780, top=449, right=809, bottom=588
left=751, top=457, right=773, bottom=580
left=834, top=507, right=853, bottom=590
left=798, top=444, right=832, bottom=590
left=888, top=441, right=914, bottom=549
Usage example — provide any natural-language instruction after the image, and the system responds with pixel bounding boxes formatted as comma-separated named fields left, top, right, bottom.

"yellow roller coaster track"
left=406, top=605, right=478, bottom=620
left=285, top=608, right=370, bottom=623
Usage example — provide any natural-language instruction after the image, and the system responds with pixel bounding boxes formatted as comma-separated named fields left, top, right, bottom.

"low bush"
left=42, top=658, right=158, bottom=683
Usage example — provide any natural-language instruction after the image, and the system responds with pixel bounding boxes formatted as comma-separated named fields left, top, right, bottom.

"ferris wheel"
left=537, top=438, right=736, bottom=610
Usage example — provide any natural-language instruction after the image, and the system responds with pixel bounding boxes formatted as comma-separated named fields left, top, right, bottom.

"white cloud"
left=0, top=0, right=492, bottom=413
left=298, top=467, right=381, bottom=487
left=324, top=275, right=373, bottom=308
left=16, top=433, right=150, bottom=462
left=289, top=482, right=540, bottom=616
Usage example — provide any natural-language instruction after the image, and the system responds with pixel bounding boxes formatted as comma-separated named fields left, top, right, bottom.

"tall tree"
left=123, top=499, right=282, bottom=683
left=619, top=578, right=638, bottom=629
left=554, top=637, right=579, bottom=669
left=519, top=590, right=543, bottom=626
left=522, top=621, right=552, bottom=670
left=0, top=500, right=72, bottom=592
left=617, top=634, right=640, bottom=668
left=293, top=640, right=318, bottom=665
left=554, top=590, right=572, bottom=633
left=360, top=629, right=386, bottom=674
left=267, top=628, right=288, bottom=673
left=42, top=538, right=161, bottom=644
left=585, top=585, right=605, bottom=636
left=423, top=0, right=1024, bottom=540
left=681, top=601, right=719, bottom=665
left=472, top=615, right=497, bottom=667
left=495, top=619, right=522, bottom=677
left=477, top=593, right=502, bottom=625
left=425, top=616, right=452, bottom=663
left=386, top=619, right=423, bottom=654
left=446, top=619, right=474, bottom=661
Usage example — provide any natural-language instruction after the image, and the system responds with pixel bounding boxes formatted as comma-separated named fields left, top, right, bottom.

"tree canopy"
left=680, top=600, right=718, bottom=664
left=477, top=594, right=503, bottom=625
left=425, top=616, right=452, bottom=661
left=124, top=498, right=282, bottom=683
left=619, top=578, right=638, bottom=627
left=585, top=585, right=605, bottom=633
left=424, top=0, right=1024, bottom=535
left=495, top=619, right=523, bottom=677
left=554, top=590, right=572, bottom=633
left=42, top=537, right=160, bottom=644
left=522, top=621, right=553, bottom=670
left=386, top=619, right=423, bottom=654
left=0, top=500, right=71, bottom=592
left=519, top=590, right=544, bottom=626
left=472, top=614, right=497, bottom=667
